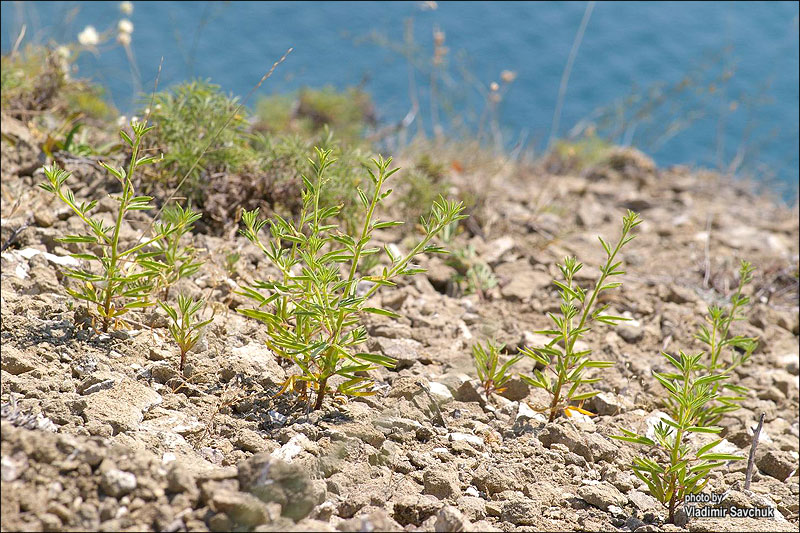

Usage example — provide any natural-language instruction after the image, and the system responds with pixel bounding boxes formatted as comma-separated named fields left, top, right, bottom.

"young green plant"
left=239, top=147, right=466, bottom=411
left=39, top=119, right=183, bottom=331
left=519, top=210, right=642, bottom=421
left=447, top=245, right=498, bottom=297
left=150, top=203, right=203, bottom=299
left=159, top=294, right=213, bottom=371
left=612, top=351, right=744, bottom=524
left=690, top=260, right=758, bottom=425
left=472, top=340, right=522, bottom=400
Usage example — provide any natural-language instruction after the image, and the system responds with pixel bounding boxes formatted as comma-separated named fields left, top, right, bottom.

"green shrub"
left=238, top=148, right=466, bottom=410
left=2, top=45, right=113, bottom=120
left=159, top=294, right=213, bottom=371
left=519, top=210, right=642, bottom=421
left=255, top=86, right=374, bottom=141
left=472, top=340, right=521, bottom=400
left=613, top=351, right=744, bottom=524
left=39, top=120, right=190, bottom=331
left=692, top=260, right=758, bottom=426
left=151, top=204, right=203, bottom=299
left=145, top=79, right=253, bottom=193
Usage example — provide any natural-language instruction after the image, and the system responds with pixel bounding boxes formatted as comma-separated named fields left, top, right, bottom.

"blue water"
left=2, top=1, right=798, bottom=197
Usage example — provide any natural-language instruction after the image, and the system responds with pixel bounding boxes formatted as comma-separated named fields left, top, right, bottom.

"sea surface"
left=2, top=1, right=798, bottom=198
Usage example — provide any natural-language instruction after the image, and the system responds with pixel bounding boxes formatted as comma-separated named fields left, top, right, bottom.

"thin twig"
left=702, top=214, right=713, bottom=289
left=744, top=412, right=765, bottom=490
left=548, top=1, right=595, bottom=150
left=10, top=24, right=26, bottom=57
left=0, top=223, right=30, bottom=252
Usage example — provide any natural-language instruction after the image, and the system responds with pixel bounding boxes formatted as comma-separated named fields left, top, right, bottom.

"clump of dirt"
left=2, top=111, right=798, bottom=533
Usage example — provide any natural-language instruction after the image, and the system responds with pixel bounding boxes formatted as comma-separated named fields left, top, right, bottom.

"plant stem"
left=314, top=376, right=328, bottom=410
left=668, top=492, right=676, bottom=524
left=745, top=412, right=765, bottom=490
left=102, top=134, right=141, bottom=330
left=548, top=381, right=563, bottom=422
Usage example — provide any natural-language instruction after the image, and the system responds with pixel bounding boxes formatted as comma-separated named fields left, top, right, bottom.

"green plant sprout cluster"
left=519, top=210, right=642, bottom=421
left=612, top=351, right=744, bottom=524
left=151, top=203, right=203, bottom=299
left=159, top=294, right=214, bottom=371
left=239, top=148, right=466, bottom=410
left=447, top=244, right=498, bottom=297
left=39, top=119, right=191, bottom=332
left=471, top=340, right=522, bottom=400
left=691, top=260, right=758, bottom=426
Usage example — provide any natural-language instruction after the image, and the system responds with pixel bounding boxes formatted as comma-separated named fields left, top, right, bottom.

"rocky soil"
left=1, top=118, right=799, bottom=532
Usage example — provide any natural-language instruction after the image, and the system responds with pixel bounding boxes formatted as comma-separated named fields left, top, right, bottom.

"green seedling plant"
left=159, top=294, right=214, bottom=371
left=39, top=119, right=183, bottom=331
left=612, top=351, right=744, bottom=524
left=447, top=244, right=498, bottom=297
left=690, top=260, right=758, bottom=426
left=224, top=251, right=241, bottom=278
left=239, top=147, right=466, bottom=411
left=519, top=210, right=642, bottom=421
left=151, top=203, right=203, bottom=299
left=472, top=340, right=522, bottom=400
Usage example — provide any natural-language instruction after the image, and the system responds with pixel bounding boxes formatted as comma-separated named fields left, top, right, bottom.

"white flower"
left=490, top=82, right=499, bottom=92
left=116, top=32, right=131, bottom=46
left=118, top=19, right=134, bottom=34
left=500, top=70, right=517, bottom=84
left=77, top=26, right=99, bottom=47
left=56, top=45, right=71, bottom=59
left=117, top=115, right=128, bottom=127
left=119, top=1, right=133, bottom=15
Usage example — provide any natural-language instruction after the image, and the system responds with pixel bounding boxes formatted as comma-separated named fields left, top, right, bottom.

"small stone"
left=238, top=453, right=324, bottom=522
left=757, top=449, right=798, bottom=481
left=82, top=379, right=116, bottom=395
left=447, top=432, right=484, bottom=448
left=500, top=496, right=539, bottom=526
left=428, top=382, right=454, bottom=404
left=167, top=465, right=197, bottom=494
left=577, top=483, right=626, bottom=511
left=617, top=322, right=644, bottom=343
left=101, top=469, right=137, bottom=498
left=497, top=378, right=529, bottom=401
left=435, top=505, right=473, bottom=532
left=1, top=452, right=27, bottom=481
left=392, top=494, right=441, bottom=527
left=236, top=429, right=271, bottom=454
left=423, top=467, right=460, bottom=500
left=586, top=392, right=632, bottom=416
left=454, top=380, right=484, bottom=404
left=148, top=347, right=170, bottom=361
